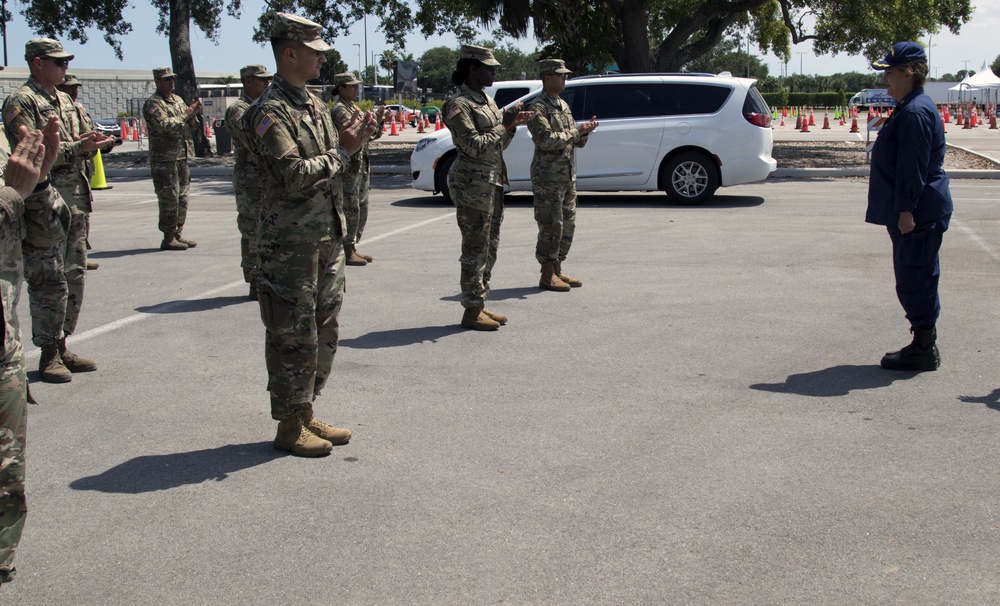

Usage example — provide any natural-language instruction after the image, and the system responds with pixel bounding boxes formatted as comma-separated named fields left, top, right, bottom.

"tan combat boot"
left=176, top=234, right=198, bottom=248
left=461, top=306, right=500, bottom=331
left=300, top=410, right=352, bottom=445
left=86, top=260, right=100, bottom=270
left=482, top=308, right=508, bottom=325
left=539, top=262, right=571, bottom=292
left=39, top=342, right=72, bottom=383
left=160, top=235, right=188, bottom=251
left=57, top=337, right=97, bottom=373
left=345, top=244, right=368, bottom=266
left=274, top=415, right=333, bottom=457
left=554, top=260, right=583, bottom=288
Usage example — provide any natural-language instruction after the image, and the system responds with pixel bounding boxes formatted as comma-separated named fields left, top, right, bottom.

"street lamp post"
left=796, top=52, right=806, bottom=75
left=353, top=43, right=362, bottom=100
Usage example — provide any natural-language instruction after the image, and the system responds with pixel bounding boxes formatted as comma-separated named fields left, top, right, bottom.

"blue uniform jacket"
left=866, top=87, right=953, bottom=229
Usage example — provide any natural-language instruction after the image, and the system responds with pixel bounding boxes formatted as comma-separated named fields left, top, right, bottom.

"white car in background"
left=410, top=73, right=776, bottom=205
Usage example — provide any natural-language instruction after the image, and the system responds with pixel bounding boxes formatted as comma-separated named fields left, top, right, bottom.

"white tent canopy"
left=964, top=63, right=1000, bottom=89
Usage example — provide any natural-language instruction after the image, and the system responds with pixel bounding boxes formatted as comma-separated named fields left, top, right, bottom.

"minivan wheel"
left=662, top=152, right=719, bottom=206
left=438, top=155, right=456, bottom=205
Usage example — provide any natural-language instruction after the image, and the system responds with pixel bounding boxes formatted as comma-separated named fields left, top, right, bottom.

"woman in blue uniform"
left=867, top=41, right=953, bottom=371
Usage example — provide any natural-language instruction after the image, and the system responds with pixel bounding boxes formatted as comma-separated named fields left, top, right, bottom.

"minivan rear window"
left=581, top=84, right=661, bottom=119
left=663, top=84, right=732, bottom=115
left=494, top=88, right=532, bottom=107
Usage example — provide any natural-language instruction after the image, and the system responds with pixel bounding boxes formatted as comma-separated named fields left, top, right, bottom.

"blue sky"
left=3, top=1, right=998, bottom=77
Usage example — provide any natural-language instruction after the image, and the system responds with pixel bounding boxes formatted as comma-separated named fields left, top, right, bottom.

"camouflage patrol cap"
left=333, top=72, right=362, bottom=86
left=539, top=59, right=571, bottom=75
left=458, top=44, right=501, bottom=67
left=240, top=64, right=273, bottom=79
left=25, top=38, right=74, bottom=61
left=62, top=74, right=82, bottom=87
left=270, top=13, right=331, bottom=52
left=153, top=66, right=176, bottom=79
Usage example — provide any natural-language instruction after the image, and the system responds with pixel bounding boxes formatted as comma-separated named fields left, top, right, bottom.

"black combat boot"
left=881, top=326, right=940, bottom=371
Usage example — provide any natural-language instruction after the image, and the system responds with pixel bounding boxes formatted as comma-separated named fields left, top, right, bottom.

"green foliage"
left=418, top=46, right=458, bottom=96
left=993, top=55, right=1000, bottom=77
left=311, top=49, right=349, bottom=86
left=683, top=37, right=770, bottom=78
left=413, top=0, right=972, bottom=77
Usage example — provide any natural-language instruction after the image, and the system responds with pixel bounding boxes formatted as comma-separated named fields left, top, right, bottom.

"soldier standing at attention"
left=442, top=44, right=532, bottom=331
left=56, top=74, right=112, bottom=272
left=0, top=99, right=62, bottom=588
left=2, top=39, right=110, bottom=383
left=245, top=13, right=376, bottom=457
left=143, top=66, right=202, bottom=251
left=225, top=64, right=272, bottom=299
left=528, top=59, right=598, bottom=292
left=330, top=72, right=387, bottom=266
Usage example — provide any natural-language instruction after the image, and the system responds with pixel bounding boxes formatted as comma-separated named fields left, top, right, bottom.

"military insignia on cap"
left=3, top=106, right=20, bottom=123
left=256, top=114, right=275, bottom=137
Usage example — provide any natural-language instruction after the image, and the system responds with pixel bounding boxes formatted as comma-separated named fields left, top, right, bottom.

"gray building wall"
left=0, top=67, right=239, bottom=119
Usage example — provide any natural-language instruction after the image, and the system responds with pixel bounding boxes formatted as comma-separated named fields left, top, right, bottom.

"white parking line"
left=953, top=217, right=1000, bottom=265
left=23, top=211, right=456, bottom=359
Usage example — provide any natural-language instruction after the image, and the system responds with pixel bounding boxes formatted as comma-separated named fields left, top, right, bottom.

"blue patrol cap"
left=870, top=41, right=926, bottom=70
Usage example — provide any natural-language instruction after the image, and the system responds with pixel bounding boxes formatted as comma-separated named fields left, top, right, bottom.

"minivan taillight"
left=744, top=112, right=771, bottom=128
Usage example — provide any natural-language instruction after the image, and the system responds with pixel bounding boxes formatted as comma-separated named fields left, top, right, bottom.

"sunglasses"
left=43, top=58, right=70, bottom=68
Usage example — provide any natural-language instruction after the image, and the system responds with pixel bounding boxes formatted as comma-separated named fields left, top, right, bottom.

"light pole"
left=796, top=52, right=805, bottom=75
left=353, top=43, right=362, bottom=100
left=963, top=60, right=970, bottom=77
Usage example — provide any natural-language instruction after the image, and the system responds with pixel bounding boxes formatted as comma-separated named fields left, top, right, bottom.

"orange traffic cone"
left=956, top=110, right=963, bottom=126
left=808, top=110, right=815, bottom=126
left=121, top=120, right=128, bottom=140
left=991, top=113, right=997, bottom=129
left=132, top=123, right=140, bottom=141
left=941, top=115, right=947, bottom=133
left=779, top=116, right=785, bottom=127
left=389, top=119, right=399, bottom=136
left=417, top=119, right=426, bottom=134
left=795, top=113, right=802, bottom=129
left=435, top=119, right=442, bottom=131
left=822, top=113, right=831, bottom=129
left=850, top=116, right=859, bottom=133
left=801, top=115, right=810, bottom=132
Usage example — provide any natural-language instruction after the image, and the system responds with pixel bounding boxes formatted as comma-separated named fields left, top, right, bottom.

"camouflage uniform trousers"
left=455, top=185, right=504, bottom=309
left=22, top=213, right=85, bottom=345
left=532, top=181, right=577, bottom=264
left=257, top=238, right=345, bottom=420
left=150, top=160, right=191, bottom=238
left=233, top=184, right=262, bottom=284
left=342, top=162, right=370, bottom=246
left=0, top=355, right=28, bottom=585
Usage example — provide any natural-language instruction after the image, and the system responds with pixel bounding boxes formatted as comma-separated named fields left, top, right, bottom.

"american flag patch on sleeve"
left=3, top=106, right=20, bottom=123
left=255, top=114, right=275, bottom=137
left=233, top=108, right=245, bottom=122
left=447, top=106, right=462, bottom=119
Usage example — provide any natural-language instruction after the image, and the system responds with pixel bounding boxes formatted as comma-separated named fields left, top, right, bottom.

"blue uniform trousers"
left=888, top=226, right=944, bottom=328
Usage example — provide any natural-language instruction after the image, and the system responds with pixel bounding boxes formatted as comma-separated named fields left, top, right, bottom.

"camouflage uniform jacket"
left=329, top=96, right=383, bottom=176
left=225, top=93, right=264, bottom=191
left=245, top=74, right=350, bottom=245
left=528, top=93, right=589, bottom=183
left=2, top=77, right=93, bottom=210
left=143, top=90, right=198, bottom=162
left=49, top=95, right=97, bottom=214
left=72, top=102, right=98, bottom=180
left=0, top=130, right=26, bottom=368
left=442, top=84, right=515, bottom=202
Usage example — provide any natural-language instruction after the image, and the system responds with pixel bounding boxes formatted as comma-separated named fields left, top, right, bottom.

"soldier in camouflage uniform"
left=245, top=13, right=376, bottom=457
left=527, top=59, right=598, bottom=292
left=57, top=74, right=111, bottom=272
left=2, top=39, right=110, bottom=383
left=225, top=64, right=272, bottom=299
left=330, top=72, right=388, bottom=266
left=442, top=44, right=533, bottom=331
left=143, top=66, right=202, bottom=251
left=0, top=92, right=62, bottom=588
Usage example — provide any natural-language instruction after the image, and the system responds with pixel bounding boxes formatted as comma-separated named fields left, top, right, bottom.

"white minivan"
left=410, top=73, right=776, bottom=205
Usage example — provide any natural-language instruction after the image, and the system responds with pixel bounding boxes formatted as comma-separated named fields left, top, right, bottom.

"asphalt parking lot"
left=5, top=174, right=1000, bottom=605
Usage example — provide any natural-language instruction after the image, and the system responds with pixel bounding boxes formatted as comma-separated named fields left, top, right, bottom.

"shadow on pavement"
left=136, top=295, right=249, bottom=314
left=89, top=248, right=162, bottom=259
left=391, top=193, right=766, bottom=209
left=750, top=364, right=921, bottom=397
left=438, top=286, right=542, bottom=302
left=69, top=442, right=284, bottom=493
left=958, top=388, right=1000, bottom=412
left=340, top=324, right=465, bottom=349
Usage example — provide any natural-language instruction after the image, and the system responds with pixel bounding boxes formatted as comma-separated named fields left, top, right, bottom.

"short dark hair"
left=901, top=60, right=929, bottom=88
left=271, top=38, right=301, bottom=63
